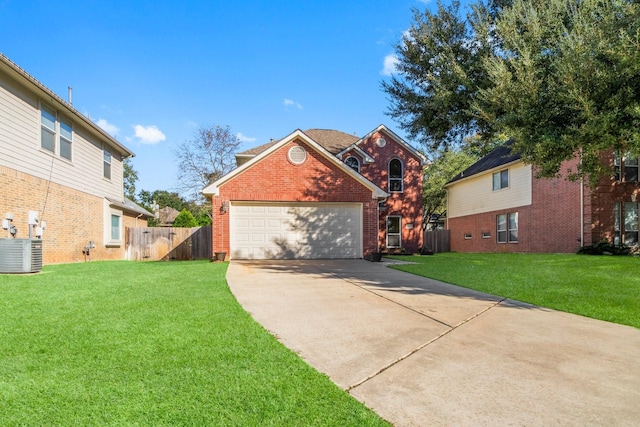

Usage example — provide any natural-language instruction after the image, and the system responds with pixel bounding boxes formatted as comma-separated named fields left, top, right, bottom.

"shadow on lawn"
left=231, top=259, right=540, bottom=311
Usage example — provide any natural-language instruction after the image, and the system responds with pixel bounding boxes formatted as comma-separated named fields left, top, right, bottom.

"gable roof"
left=237, top=128, right=358, bottom=160
left=203, top=129, right=388, bottom=199
left=0, top=52, right=133, bottom=158
left=447, top=140, right=522, bottom=185
left=347, top=124, right=427, bottom=165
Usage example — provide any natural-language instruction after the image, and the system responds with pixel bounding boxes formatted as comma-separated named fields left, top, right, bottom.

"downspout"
left=580, top=178, right=584, bottom=247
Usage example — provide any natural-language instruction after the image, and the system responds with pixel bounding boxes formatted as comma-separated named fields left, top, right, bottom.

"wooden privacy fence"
left=423, top=230, right=450, bottom=253
left=126, top=226, right=212, bottom=261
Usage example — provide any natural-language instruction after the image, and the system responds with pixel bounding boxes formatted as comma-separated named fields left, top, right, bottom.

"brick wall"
left=353, top=130, right=424, bottom=252
left=0, top=165, right=136, bottom=264
left=212, top=139, right=380, bottom=257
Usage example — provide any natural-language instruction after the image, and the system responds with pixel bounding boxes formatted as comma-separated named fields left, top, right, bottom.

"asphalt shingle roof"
left=448, top=140, right=522, bottom=184
left=237, top=129, right=359, bottom=157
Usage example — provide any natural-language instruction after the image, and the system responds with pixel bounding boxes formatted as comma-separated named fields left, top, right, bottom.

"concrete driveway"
left=226, top=259, right=640, bottom=426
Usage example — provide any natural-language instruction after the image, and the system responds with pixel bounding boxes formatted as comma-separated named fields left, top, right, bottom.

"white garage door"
left=230, top=203, right=362, bottom=259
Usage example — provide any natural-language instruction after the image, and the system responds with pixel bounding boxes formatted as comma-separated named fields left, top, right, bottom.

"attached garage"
left=230, top=202, right=362, bottom=259
left=203, top=129, right=390, bottom=260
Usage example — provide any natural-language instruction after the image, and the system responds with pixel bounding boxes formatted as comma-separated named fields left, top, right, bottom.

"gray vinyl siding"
left=0, top=72, right=124, bottom=202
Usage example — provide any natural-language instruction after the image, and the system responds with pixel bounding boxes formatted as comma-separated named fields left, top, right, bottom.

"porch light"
left=220, top=201, right=229, bottom=213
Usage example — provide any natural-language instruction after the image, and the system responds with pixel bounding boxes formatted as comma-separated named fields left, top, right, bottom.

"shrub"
left=577, top=241, right=630, bottom=256
left=173, top=209, right=197, bottom=227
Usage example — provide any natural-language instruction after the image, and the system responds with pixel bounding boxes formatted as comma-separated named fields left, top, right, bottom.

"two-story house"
left=445, top=141, right=639, bottom=253
left=0, top=53, right=151, bottom=265
left=202, top=125, right=425, bottom=260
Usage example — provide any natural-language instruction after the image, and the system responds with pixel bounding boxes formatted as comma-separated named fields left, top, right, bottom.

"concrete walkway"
left=226, top=259, right=640, bottom=426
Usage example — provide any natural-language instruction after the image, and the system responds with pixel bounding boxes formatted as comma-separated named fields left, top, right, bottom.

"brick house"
left=445, top=141, right=640, bottom=253
left=202, top=125, right=425, bottom=260
left=0, top=53, right=151, bottom=265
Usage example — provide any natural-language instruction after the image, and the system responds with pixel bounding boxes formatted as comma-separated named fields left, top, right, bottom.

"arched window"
left=344, top=156, right=360, bottom=172
left=389, top=159, right=403, bottom=192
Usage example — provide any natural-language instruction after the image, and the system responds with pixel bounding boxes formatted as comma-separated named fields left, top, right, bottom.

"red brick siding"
left=213, top=139, right=379, bottom=257
left=347, top=130, right=424, bottom=252
left=588, top=151, right=640, bottom=244
left=0, top=165, right=140, bottom=264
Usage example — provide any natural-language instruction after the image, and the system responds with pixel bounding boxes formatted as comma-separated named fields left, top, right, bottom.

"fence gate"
left=126, top=226, right=212, bottom=261
left=423, top=230, right=450, bottom=253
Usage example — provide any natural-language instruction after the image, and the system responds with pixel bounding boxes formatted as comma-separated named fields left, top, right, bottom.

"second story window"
left=59, top=119, right=73, bottom=161
left=492, top=169, right=509, bottom=190
left=40, top=105, right=56, bottom=153
left=389, top=159, right=403, bottom=192
left=615, top=152, right=639, bottom=182
left=345, top=156, right=360, bottom=172
left=103, top=149, right=112, bottom=180
left=40, top=104, right=73, bottom=161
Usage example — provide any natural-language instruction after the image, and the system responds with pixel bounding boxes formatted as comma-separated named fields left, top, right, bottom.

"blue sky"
left=1, top=0, right=440, bottom=197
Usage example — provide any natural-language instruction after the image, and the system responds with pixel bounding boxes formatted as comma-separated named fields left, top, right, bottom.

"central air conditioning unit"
left=0, top=239, right=43, bottom=273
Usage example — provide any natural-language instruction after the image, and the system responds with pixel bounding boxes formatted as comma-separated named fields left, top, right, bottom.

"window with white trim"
left=59, top=118, right=73, bottom=160
left=492, top=169, right=509, bottom=191
left=111, top=214, right=121, bottom=241
left=345, top=156, right=360, bottom=172
left=40, top=104, right=73, bottom=160
left=386, top=216, right=401, bottom=248
left=389, top=159, right=403, bottom=192
left=40, top=105, right=56, bottom=153
left=497, top=212, right=518, bottom=243
left=103, top=149, right=112, bottom=180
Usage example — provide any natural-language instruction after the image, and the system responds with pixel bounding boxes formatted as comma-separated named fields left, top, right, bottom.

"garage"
left=230, top=202, right=362, bottom=259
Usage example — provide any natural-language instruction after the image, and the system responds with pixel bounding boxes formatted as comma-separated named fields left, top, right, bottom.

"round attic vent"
left=288, top=146, right=307, bottom=164
left=376, top=137, right=387, bottom=147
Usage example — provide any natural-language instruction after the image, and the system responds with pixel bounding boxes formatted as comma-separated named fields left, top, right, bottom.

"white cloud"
left=381, top=54, right=399, bottom=76
left=236, top=132, right=256, bottom=143
left=283, top=98, right=303, bottom=110
left=96, top=118, right=120, bottom=136
left=133, top=125, right=166, bottom=144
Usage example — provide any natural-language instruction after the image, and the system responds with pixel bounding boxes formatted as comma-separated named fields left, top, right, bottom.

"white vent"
left=288, top=146, right=307, bottom=164
left=0, top=239, right=43, bottom=273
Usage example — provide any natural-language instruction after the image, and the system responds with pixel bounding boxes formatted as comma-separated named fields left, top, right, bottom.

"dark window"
left=345, top=156, right=360, bottom=172
left=492, top=169, right=509, bottom=190
left=386, top=216, right=401, bottom=247
left=389, top=159, right=403, bottom=192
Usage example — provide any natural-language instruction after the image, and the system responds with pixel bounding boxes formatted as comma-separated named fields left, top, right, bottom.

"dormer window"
left=345, top=156, right=360, bottom=172
left=389, top=159, right=403, bottom=192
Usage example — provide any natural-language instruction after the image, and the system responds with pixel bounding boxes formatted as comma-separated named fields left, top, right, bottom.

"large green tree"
left=477, top=0, right=640, bottom=183
left=384, top=0, right=640, bottom=183
left=123, top=158, right=138, bottom=201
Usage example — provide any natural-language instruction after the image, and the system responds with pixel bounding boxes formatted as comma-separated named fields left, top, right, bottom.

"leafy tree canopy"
left=384, top=0, right=640, bottom=183
left=123, top=158, right=138, bottom=201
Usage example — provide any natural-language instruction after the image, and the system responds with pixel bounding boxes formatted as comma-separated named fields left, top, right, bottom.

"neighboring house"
left=156, top=206, right=180, bottom=226
left=0, top=53, right=151, bottom=264
left=445, top=141, right=639, bottom=253
left=202, top=125, right=425, bottom=260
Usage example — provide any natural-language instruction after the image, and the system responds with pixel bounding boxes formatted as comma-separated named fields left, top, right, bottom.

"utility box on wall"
left=0, top=239, right=43, bottom=273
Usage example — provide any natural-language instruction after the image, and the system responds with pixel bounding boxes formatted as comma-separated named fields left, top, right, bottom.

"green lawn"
left=389, top=253, right=640, bottom=329
left=0, top=261, right=389, bottom=426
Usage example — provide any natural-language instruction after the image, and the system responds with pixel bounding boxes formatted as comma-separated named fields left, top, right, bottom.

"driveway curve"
left=226, top=259, right=640, bottom=426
